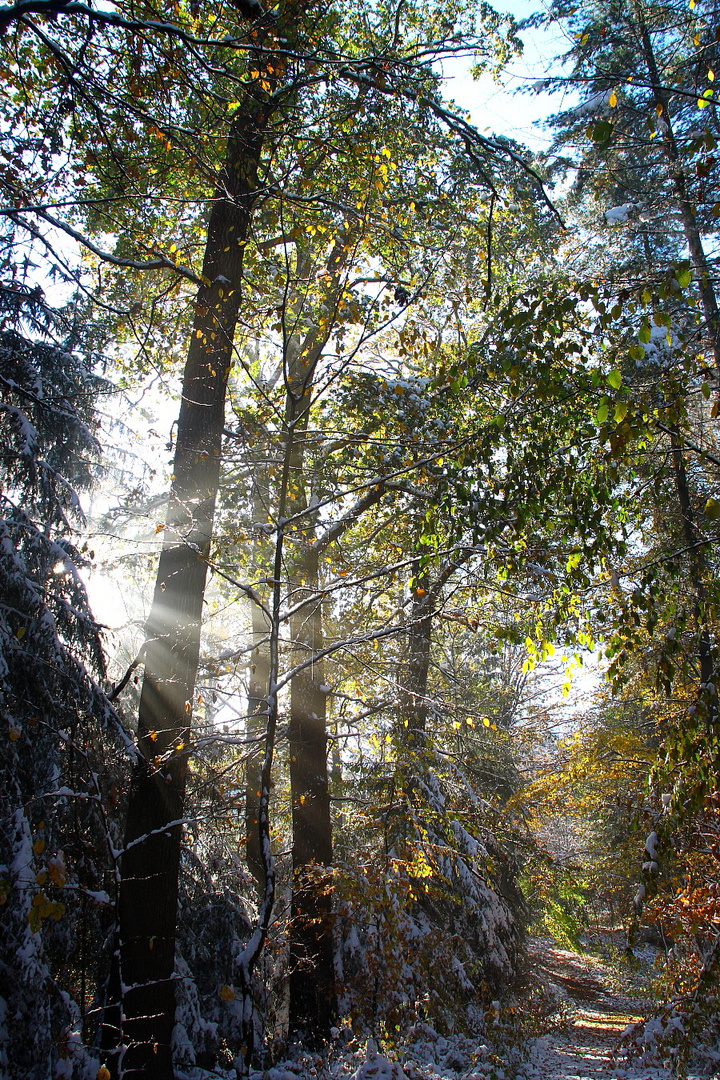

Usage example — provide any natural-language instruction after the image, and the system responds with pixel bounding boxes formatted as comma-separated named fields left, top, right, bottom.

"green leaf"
left=702, top=381, right=711, bottom=400
left=606, top=368, right=622, bottom=389
left=591, top=120, right=613, bottom=142
left=596, top=401, right=609, bottom=424
left=676, top=268, right=692, bottom=288
left=638, top=324, right=651, bottom=344
left=705, top=497, right=720, bottom=519
left=614, top=401, right=628, bottom=423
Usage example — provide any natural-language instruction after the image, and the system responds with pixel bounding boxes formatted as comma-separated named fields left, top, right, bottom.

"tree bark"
left=278, top=236, right=353, bottom=1047
left=668, top=426, right=714, bottom=691
left=102, top=102, right=266, bottom=1079
left=401, top=568, right=435, bottom=748
left=634, top=4, right=720, bottom=382
left=288, top=540, right=335, bottom=1045
left=247, top=463, right=272, bottom=889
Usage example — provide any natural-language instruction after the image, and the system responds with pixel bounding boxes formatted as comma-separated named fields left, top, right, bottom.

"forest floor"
left=511, top=937, right=682, bottom=1080
left=335, top=936, right=700, bottom=1080
left=194, top=936, right=707, bottom=1080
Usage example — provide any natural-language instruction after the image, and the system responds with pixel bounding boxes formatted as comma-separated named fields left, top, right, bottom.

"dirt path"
left=516, top=940, right=674, bottom=1080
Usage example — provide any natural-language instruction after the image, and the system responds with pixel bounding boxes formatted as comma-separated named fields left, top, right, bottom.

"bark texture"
left=102, top=103, right=266, bottom=1079
left=402, top=570, right=435, bottom=747
left=669, top=427, right=714, bottom=690
left=247, top=464, right=272, bottom=888
left=288, top=541, right=335, bottom=1044
left=280, top=241, right=350, bottom=1046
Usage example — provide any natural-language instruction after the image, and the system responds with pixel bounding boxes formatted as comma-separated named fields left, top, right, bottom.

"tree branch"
left=7, top=209, right=204, bottom=286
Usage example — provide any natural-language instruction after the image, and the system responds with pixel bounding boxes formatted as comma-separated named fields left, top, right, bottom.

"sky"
left=442, top=0, right=576, bottom=150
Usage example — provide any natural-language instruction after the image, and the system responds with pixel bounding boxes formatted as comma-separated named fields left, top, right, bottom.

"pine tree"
left=0, top=276, right=133, bottom=1079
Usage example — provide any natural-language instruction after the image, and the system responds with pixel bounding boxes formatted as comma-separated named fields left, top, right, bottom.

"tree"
left=190, top=10, right=561, bottom=1050
left=15, top=0, right=718, bottom=1068
left=534, top=0, right=720, bottom=373
left=0, top=0, right=533, bottom=1067
left=0, top=276, right=133, bottom=1079
left=519, top=3, right=720, bottom=1056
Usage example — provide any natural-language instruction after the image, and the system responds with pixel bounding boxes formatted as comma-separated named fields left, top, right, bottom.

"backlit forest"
left=1, top=0, right=720, bottom=1076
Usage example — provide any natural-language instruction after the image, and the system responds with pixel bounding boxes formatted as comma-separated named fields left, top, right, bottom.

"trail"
left=517, top=940, right=680, bottom=1080
left=250, top=939, right=705, bottom=1080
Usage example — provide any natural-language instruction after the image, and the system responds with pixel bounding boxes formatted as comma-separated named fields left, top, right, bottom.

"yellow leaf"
left=48, top=855, right=66, bottom=888
left=33, top=837, right=45, bottom=855
left=705, top=497, right=720, bottom=519
left=710, top=69, right=715, bottom=81
left=220, top=984, right=236, bottom=1001
left=609, top=90, right=617, bottom=107
left=16, top=627, right=25, bottom=639
left=97, top=1067, right=112, bottom=1080
left=155, top=523, right=164, bottom=533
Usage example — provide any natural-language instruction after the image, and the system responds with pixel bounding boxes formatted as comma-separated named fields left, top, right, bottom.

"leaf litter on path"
left=514, top=939, right=701, bottom=1080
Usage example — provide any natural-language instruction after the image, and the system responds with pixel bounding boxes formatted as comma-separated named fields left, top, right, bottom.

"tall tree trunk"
left=247, top=463, right=272, bottom=888
left=282, top=314, right=335, bottom=1043
left=629, top=426, right=716, bottom=950
left=668, top=427, right=715, bottom=692
left=401, top=567, right=435, bottom=749
left=279, top=235, right=353, bottom=1046
left=288, top=540, right=335, bottom=1045
left=397, top=551, right=469, bottom=790
left=634, top=3, right=720, bottom=382
left=392, top=565, right=435, bottom=870
left=102, top=103, right=266, bottom=1079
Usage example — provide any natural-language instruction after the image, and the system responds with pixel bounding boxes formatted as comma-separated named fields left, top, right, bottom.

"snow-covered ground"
left=175, top=938, right=710, bottom=1080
